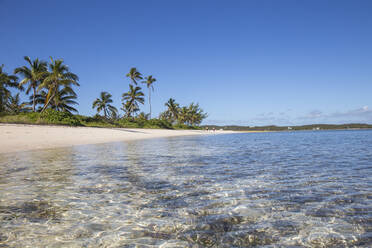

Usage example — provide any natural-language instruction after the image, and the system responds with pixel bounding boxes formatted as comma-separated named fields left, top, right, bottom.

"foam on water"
left=0, top=130, right=371, bottom=247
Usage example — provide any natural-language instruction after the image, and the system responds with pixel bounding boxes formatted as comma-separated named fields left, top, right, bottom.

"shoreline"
left=0, top=124, right=236, bottom=154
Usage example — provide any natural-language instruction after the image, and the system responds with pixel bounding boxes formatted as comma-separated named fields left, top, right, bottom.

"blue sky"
left=1, top=0, right=372, bottom=126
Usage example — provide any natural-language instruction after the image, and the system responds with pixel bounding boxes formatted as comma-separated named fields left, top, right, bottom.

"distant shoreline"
left=0, top=124, right=236, bottom=154
left=203, top=123, right=372, bottom=132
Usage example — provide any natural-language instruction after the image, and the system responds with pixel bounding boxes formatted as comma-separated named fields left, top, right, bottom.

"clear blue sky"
left=1, top=0, right=371, bottom=126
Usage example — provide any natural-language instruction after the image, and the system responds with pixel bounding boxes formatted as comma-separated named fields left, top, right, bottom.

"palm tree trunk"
left=149, top=89, right=151, bottom=119
left=104, top=108, right=107, bottom=118
left=32, top=87, right=36, bottom=112
left=41, top=91, right=55, bottom=113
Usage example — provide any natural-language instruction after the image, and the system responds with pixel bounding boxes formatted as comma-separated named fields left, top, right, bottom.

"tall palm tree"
left=165, top=98, right=180, bottom=123
left=0, top=65, right=19, bottom=112
left=126, top=67, right=143, bottom=85
left=122, top=84, right=144, bottom=118
left=92, top=91, right=117, bottom=118
left=142, top=75, right=156, bottom=119
left=14, top=56, right=47, bottom=112
left=38, top=57, right=79, bottom=112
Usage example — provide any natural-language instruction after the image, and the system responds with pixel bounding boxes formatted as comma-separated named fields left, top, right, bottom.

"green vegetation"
left=5, top=93, right=27, bottom=114
left=0, top=58, right=207, bottom=129
left=38, top=57, right=79, bottom=112
left=126, top=67, right=143, bottom=85
left=122, top=84, right=145, bottom=118
left=92, top=92, right=118, bottom=119
left=14, top=56, right=47, bottom=112
left=159, top=99, right=207, bottom=126
left=0, top=110, right=80, bottom=126
left=0, top=65, right=19, bottom=113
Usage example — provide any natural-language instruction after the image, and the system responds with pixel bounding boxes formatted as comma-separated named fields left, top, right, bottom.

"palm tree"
left=137, top=111, right=150, bottom=120
left=121, top=100, right=140, bottom=118
left=165, top=98, right=180, bottom=123
left=6, top=93, right=28, bottom=114
left=92, top=91, right=117, bottom=118
left=187, top=102, right=207, bottom=125
left=51, top=87, right=78, bottom=113
left=14, top=56, right=47, bottom=112
left=29, top=90, right=47, bottom=112
left=0, top=65, right=19, bottom=112
left=178, top=106, right=190, bottom=125
left=142, top=75, right=156, bottom=119
left=159, top=110, right=172, bottom=121
left=38, top=57, right=79, bottom=112
left=126, top=67, right=143, bottom=85
left=175, top=103, right=207, bottom=126
left=122, top=84, right=144, bottom=118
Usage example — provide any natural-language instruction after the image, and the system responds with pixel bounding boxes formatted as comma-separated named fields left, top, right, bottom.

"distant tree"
left=137, top=111, right=150, bottom=120
left=0, top=65, right=19, bottom=112
left=159, top=110, right=172, bottom=121
left=187, top=102, right=207, bottom=125
left=92, top=91, right=117, bottom=118
left=142, top=75, right=156, bottom=119
left=14, top=56, right=47, bottom=112
left=6, top=93, right=28, bottom=114
left=174, top=103, right=207, bottom=126
left=178, top=106, right=190, bottom=125
left=126, top=67, right=143, bottom=85
left=38, top=57, right=79, bottom=112
left=164, top=98, right=180, bottom=123
left=122, top=84, right=144, bottom=118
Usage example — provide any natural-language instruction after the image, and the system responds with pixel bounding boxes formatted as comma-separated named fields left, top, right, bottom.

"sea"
left=0, top=130, right=371, bottom=247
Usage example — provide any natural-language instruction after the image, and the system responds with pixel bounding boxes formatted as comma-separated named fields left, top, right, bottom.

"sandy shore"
left=0, top=124, right=235, bottom=154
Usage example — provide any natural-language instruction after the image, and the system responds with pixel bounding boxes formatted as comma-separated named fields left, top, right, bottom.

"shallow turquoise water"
left=0, top=130, right=371, bottom=247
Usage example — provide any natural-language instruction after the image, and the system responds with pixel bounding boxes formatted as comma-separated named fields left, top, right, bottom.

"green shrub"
left=0, top=112, right=41, bottom=124
left=24, top=112, right=40, bottom=122
left=40, top=109, right=81, bottom=126
left=117, top=118, right=141, bottom=128
left=173, top=123, right=200, bottom=130
left=144, top=119, right=173, bottom=129
left=0, top=111, right=198, bottom=129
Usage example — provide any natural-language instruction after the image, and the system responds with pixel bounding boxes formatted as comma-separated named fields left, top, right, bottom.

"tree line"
left=0, top=56, right=207, bottom=127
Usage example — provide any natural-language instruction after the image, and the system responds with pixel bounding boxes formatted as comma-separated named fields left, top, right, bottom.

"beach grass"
left=0, top=110, right=202, bottom=130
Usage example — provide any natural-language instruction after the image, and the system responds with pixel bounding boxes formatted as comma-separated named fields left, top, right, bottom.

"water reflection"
left=0, top=131, right=371, bottom=247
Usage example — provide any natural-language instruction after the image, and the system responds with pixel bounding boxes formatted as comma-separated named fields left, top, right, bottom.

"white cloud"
left=299, top=106, right=372, bottom=123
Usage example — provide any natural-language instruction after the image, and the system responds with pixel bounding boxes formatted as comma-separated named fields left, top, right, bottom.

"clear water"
left=0, top=130, right=371, bottom=247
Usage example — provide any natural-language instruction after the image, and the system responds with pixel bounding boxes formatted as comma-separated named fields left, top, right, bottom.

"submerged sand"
left=0, top=124, right=234, bottom=154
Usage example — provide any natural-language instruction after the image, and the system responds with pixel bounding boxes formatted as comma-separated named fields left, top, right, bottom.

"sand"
left=0, top=124, right=234, bottom=154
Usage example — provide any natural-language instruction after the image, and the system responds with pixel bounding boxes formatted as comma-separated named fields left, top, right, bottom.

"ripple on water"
left=0, top=130, right=371, bottom=247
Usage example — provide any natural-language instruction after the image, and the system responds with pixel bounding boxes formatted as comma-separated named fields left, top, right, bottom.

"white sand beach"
left=0, top=124, right=234, bottom=154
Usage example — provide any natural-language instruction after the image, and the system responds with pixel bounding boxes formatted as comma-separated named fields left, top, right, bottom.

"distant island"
left=203, top=123, right=372, bottom=131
